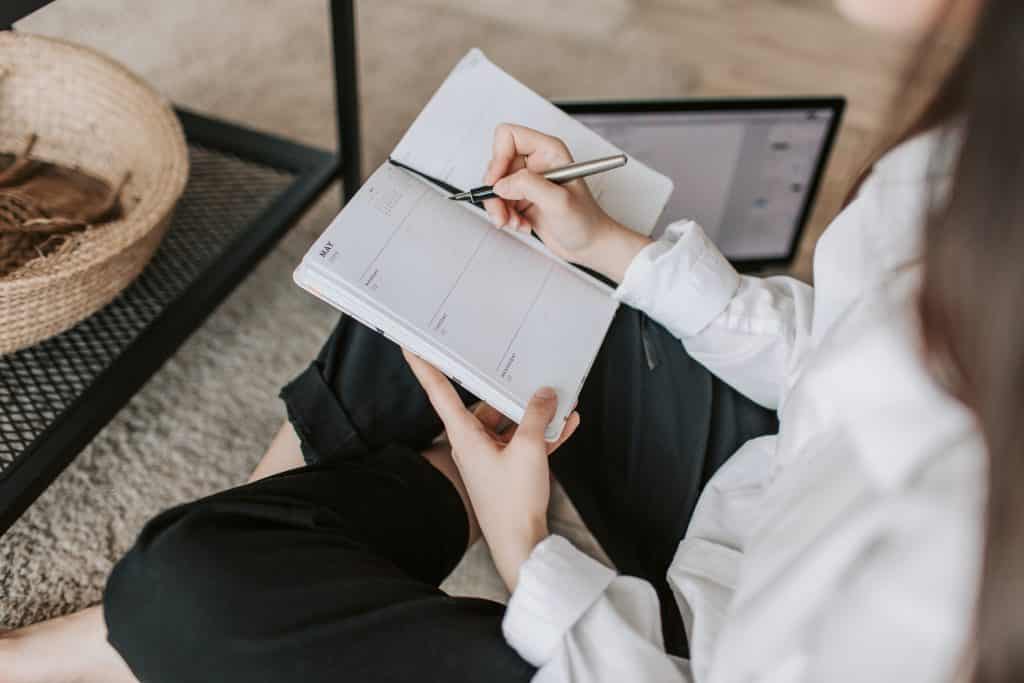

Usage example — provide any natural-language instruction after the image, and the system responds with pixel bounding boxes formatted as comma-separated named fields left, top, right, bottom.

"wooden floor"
left=356, top=0, right=932, bottom=280
left=633, top=1, right=923, bottom=278
left=629, top=1, right=928, bottom=278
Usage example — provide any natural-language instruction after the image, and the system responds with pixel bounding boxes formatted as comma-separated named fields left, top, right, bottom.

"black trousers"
left=103, top=308, right=776, bottom=683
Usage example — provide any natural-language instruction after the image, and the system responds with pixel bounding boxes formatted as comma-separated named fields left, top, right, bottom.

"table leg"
left=330, top=0, right=362, bottom=202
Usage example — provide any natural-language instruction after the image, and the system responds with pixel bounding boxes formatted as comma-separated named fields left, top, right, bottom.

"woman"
left=2, top=0, right=1019, bottom=680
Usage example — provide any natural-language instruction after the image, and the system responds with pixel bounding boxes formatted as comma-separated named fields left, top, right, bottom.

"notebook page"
left=391, top=49, right=673, bottom=236
left=297, top=263, right=543, bottom=435
left=295, top=265, right=526, bottom=428
left=295, top=163, right=618, bottom=439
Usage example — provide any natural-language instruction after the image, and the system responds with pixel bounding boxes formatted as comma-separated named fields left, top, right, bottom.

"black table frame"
left=0, top=1, right=362, bottom=534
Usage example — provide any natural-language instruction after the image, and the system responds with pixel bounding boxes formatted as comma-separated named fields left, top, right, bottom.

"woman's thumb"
left=517, top=386, right=559, bottom=441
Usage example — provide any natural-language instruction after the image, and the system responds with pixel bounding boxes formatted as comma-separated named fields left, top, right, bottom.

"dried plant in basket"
left=0, top=134, right=128, bottom=278
left=0, top=32, right=188, bottom=355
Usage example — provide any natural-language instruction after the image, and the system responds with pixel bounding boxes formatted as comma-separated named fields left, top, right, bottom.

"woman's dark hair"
left=869, top=1, right=1024, bottom=680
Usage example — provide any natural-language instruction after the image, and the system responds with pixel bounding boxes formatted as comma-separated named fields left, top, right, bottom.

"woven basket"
left=0, top=32, right=188, bottom=354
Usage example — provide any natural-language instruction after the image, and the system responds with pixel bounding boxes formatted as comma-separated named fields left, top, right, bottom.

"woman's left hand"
left=403, top=349, right=580, bottom=592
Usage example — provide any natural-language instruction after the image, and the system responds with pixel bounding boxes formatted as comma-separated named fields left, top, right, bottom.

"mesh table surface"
left=0, top=144, right=294, bottom=479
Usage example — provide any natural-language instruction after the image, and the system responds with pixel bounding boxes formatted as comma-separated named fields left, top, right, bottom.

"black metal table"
left=0, top=1, right=362, bottom=534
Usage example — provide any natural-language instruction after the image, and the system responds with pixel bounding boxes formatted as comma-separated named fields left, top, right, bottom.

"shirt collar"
left=861, top=127, right=961, bottom=276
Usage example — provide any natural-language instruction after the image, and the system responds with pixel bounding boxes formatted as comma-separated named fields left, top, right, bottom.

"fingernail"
left=509, top=214, right=520, bottom=229
left=535, top=386, right=556, bottom=399
left=493, top=179, right=507, bottom=196
left=489, top=213, right=502, bottom=227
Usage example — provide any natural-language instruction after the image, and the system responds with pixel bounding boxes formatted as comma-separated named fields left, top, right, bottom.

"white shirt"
left=501, top=130, right=985, bottom=683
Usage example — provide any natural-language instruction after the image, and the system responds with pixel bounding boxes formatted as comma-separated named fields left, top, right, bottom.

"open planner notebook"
left=294, top=49, right=673, bottom=439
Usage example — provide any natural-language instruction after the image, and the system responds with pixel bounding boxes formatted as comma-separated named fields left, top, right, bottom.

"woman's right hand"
left=482, top=123, right=652, bottom=284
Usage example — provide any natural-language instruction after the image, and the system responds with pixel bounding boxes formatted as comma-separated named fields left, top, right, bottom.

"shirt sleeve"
left=502, top=535, right=693, bottom=683
left=614, top=219, right=814, bottom=409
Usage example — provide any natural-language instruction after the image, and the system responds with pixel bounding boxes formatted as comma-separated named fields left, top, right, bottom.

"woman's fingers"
left=483, top=156, right=502, bottom=186
left=486, top=124, right=570, bottom=230
left=482, top=156, right=509, bottom=226
left=482, top=196, right=508, bottom=227
left=472, top=402, right=507, bottom=433
left=492, top=123, right=573, bottom=170
left=402, top=349, right=486, bottom=439
left=513, top=198, right=535, bottom=219
left=484, top=156, right=528, bottom=229
left=494, top=169, right=569, bottom=209
left=483, top=198, right=526, bottom=231
left=503, top=158, right=530, bottom=229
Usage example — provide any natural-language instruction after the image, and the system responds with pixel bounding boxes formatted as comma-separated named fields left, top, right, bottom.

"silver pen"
left=448, top=153, right=628, bottom=203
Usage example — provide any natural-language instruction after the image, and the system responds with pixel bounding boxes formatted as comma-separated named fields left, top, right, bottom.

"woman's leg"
left=97, top=313, right=506, bottom=683
left=247, top=420, right=304, bottom=481
left=276, top=313, right=481, bottom=540
left=0, top=421, right=311, bottom=683
left=0, top=606, right=135, bottom=683
left=279, top=313, right=476, bottom=466
left=549, top=306, right=779, bottom=657
left=0, top=314, right=488, bottom=683
left=102, top=445, right=531, bottom=683
left=0, top=426, right=478, bottom=683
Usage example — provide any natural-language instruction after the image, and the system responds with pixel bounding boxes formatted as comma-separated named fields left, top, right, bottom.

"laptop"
left=559, top=98, right=844, bottom=271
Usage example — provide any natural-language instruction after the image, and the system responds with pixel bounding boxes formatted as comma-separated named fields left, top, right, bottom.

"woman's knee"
left=103, top=504, right=255, bottom=668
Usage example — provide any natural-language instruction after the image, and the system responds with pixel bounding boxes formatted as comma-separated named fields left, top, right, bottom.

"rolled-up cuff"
left=613, top=220, right=740, bottom=338
left=502, top=535, right=616, bottom=667
left=279, top=360, right=367, bottom=466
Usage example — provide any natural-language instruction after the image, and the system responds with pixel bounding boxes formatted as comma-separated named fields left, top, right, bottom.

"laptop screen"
left=568, top=103, right=840, bottom=264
